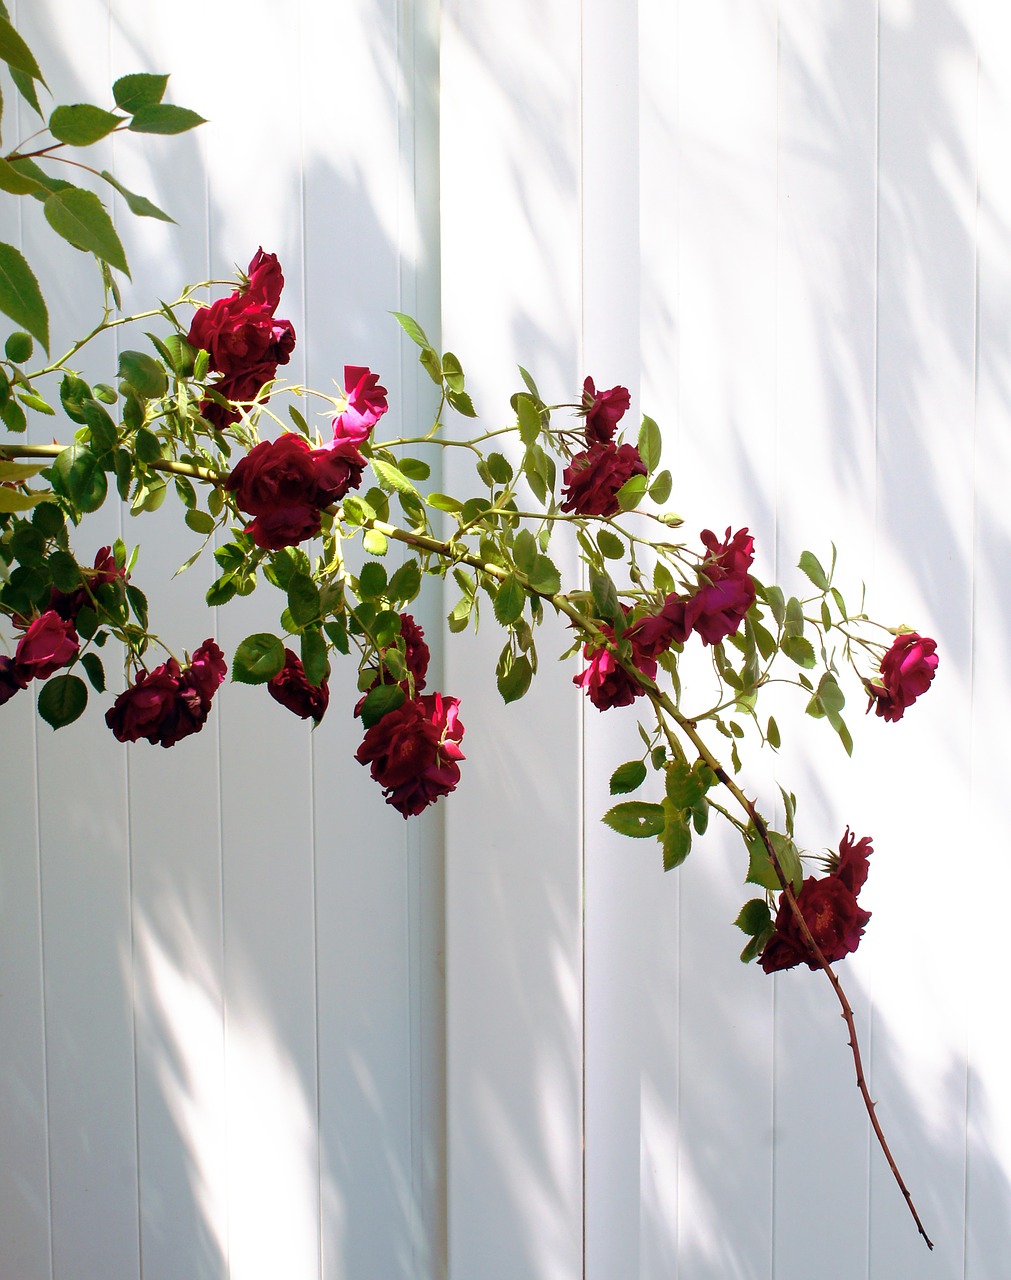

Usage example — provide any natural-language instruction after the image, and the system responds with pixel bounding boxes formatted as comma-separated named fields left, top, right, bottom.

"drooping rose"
left=0, top=655, right=27, bottom=706
left=332, top=365, right=388, bottom=444
left=311, top=438, right=368, bottom=506
left=49, top=545, right=127, bottom=622
left=574, top=620, right=657, bottom=712
left=355, top=691, right=465, bottom=817
left=225, top=434, right=329, bottom=549
left=581, top=376, right=631, bottom=446
left=105, top=641, right=227, bottom=748
left=685, top=526, right=756, bottom=646
left=759, top=828, right=873, bottom=973
left=268, top=648, right=330, bottom=723
left=866, top=631, right=938, bottom=723
left=560, top=442, right=647, bottom=518
left=14, top=610, right=79, bottom=680
left=833, top=827, right=873, bottom=897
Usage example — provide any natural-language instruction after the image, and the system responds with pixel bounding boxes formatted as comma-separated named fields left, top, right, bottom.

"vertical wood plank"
left=440, top=0, right=584, bottom=1275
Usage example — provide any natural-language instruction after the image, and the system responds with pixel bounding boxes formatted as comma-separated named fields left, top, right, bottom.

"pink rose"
left=560, top=442, right=647, bottom=518
left=14, top=610, right=79, bottom=680
left=268, top=649, right=330, bottom=723
left=581, top=376, right=630, bottom=445
left=866, top=632, right=938, bottom=722
left=331, top=365, right=388, bottom=444
left=355, top=691, right=465, bottom=817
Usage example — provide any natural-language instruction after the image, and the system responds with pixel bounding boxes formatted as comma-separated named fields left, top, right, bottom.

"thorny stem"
left=647, top=686, right=934, bottom=1250
left=0, top=442, right=933, bottom=1246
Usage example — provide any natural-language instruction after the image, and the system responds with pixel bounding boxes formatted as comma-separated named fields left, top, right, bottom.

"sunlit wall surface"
left=1, top=1, right=1007, bottom=1278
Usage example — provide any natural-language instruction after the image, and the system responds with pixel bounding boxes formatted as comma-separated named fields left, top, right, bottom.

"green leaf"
left=184, top=508, right=214, bottom=535
left=119, top=349, right=168, bottom=398
left=359, top=682, right=406, bottom=729
left=513, top=528, right=538, bottom=574
left=649, top=469, right=672, bottom=505
left=390, top=311, right=431, bottom=348
left=662, top=804, right=693, bottom=870
left=497, top=652, right=532, bottom=704
left=300, top=629, right=328, bottom=688
left=781, top=634, right=816, bottom=668
left=357, top=561, right=388, bottom=600
left=11, top=68, right=41, bottom=117
left=1, top=397, right=27, bottom=432
left=0, top=459, right=43, bottom=481
left=610, top=759, right=647, bottom=795
left=44, top=188, right=130, bottom=276
left=425, top=492, right=462, bottom=513
left=79, top=651, right=106, bottom=693
left=486, top=452, right=513, bottom=485
left=362, top=528, right=388, bottom=556
left=616, top=473, right=647, bottom=511
left=37, top=674, right=88, bottom=729
left=47, top=550, right=80, bottom=592
left=597, top=529, right=625, bottom=560
left=372, top=457, right=418, bottom=497
left=127, top=103, right=206, bottom=135
left=51, top=443, right=107, bottom=512
left=388, top=558, right=422, bottom=603
left=16, top=390, right=53, bottom=416
left=4, top=330, right=31, bottom=361
left=399, top=457, right=431, bottom=482
left=49, top=104, right=122, bottom=146
left=99, top=170, right=174, bottom=223
left=0, top=15, right=43, bottom=81
left=493, top=574, right=526, bottom=626
left=735, top=898, right=773, bottom=936
left=447, top=389, right=476, bottom=417
left=746, top=834, right=782, bottom=892
left=0, top=486, right=46, bottom=512
left=0, top=157, right=45, bottom=195
left=603, top=801, right=666, bottom=839
left=637, top=415, right=662, bottom=472
left=0, top=241, right=48, bottom=349
left=589, top=567, right=621, bottom=623
left=287, top=572, right=320, bottom=626
left=798, top=549, right=830, bottom=591
left=665, top=759, right=706, bottom=810
left=419, top=346, right=442, bottom=383
left=515, top=394, right=541, bottom=445
left=527, top=553, right=560, bottom=596
left=112, top=72, right=169, bottom=113
left=442, top=351, right=465, bottom=394
left=766, top=715, right=781, bottom=749
left=231, top=633, right=285, bottom=684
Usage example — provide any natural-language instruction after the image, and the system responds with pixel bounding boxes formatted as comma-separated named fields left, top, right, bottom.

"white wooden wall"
left=1, top=1, right=1008, bottom=1277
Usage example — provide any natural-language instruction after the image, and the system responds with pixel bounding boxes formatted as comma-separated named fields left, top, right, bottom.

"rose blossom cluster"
left=105, top=639, right=227, bottom=748
left=187, top=248, right=296, bottom=429
left=561, top=378, right=647, bottom=518
left=760, top=829, right=872, bottom=972
left=866, top=631, right=938, bottom=722
left=575, top=526, right=756, bottom=711
left=225, top=364, right=388, bottom=550
left=0, top=547, right=125, bottom=708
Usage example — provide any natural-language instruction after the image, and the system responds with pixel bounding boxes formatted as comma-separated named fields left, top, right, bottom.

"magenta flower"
left=355, top=691, right=465, bottom=817
left=866, top=632, right=938, bottom=723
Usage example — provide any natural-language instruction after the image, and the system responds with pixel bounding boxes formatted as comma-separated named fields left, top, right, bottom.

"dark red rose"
left=866, top=631, right=938, bottom=723
left=225, top=434, right=327, bottom=549
left=574, top=620, right=657, bottom=712
left=833, top=827, right=872, bottom=896
left=185, top=638, right=227, bottom=709
left=581, top=376, right=630, bottom=445
left=106, top=660, right=184, bottom=745
left=355, top=691, right=465, bottom=818
left=268, top=648, right=330, bottom=723
left=310, top=438, right=368, bottom=505
left=683, top=526, right=756, bottom=646
left=760, top=875, right=871, bottom=973
left=331, top=365, right=388, bottom=444
left=244, top=247, right=284, bottom=309
left=699, top=526, right=755, bottom=580
left=560, top=442, right=647, bottom=518
left=49, top=545, right=127, bottom=622
left=0, top=655, right=27, bottom=706
left=14, top=610, right=79, bottom=680
left=106, top=642, right=227, bottom=747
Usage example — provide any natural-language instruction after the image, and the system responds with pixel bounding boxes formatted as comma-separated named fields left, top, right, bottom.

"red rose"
left=244, top=247, right=284, bottom=308
left=268, top=649, right=330, bottom=723
left=867, top=631, right=938, bottom=722
left=310, top=438, right=368, bottom=505
left=581, top=376, right=630, bottom=445
left=759, top=828, right=873, bottom=973
left=49, top=545, right=127, bottom=622
left=560, top=442, right=647, bottom=518
left=225, top=434, right=328, bottom=549
left=331, top=365, right=388, bottom=444
left=574, top=620, right=657, bottom=712
left=355, top=691, right=465, bottom=818
left=833, top=827, right=872, bottom=896
left=682, top=526, right=756, bottom=646
left=0, top=655, right=27, bottom=706
left=14, top=610, right=79, bottom=680
left=105, top=641, right=227, bottom=747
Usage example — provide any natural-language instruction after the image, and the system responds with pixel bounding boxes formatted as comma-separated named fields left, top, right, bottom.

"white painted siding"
left=1, top=1, right=1007, bottom=1277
